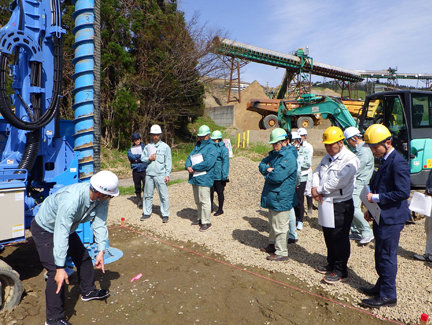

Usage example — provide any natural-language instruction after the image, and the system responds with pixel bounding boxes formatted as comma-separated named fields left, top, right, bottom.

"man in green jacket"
left=259, top=128, right=297, bottom=261
left=185, top=125, right=217, bottom=232
left=210, top=130, right=230, bottom=216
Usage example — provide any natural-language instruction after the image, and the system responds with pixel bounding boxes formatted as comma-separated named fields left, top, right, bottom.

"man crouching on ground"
left=30, top=170, right=119, bottom=325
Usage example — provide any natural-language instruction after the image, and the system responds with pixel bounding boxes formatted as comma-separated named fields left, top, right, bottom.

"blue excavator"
left=0, top=0, right=121, bottom=310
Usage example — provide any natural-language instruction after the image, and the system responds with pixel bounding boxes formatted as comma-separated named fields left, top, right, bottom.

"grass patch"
left=118, top=186, right=135, bottom=196
left=168, top=179, right=186, bottom=186
left=171, top=142, right=195, bottom=171
left=232, top=142, right=269, bottom=161
left=118, top=179, right=186, bottom=196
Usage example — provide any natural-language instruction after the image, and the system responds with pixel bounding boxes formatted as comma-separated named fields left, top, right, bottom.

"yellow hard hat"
left=364, top=124, right=392, bottom=146
left=322, top=126, right=344, bottom=144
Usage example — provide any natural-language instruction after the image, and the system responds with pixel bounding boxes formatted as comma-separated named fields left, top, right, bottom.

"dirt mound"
left=204, top=92, right=219, bottom=108
left=311, top=88, right=340, bottom=97
left=233, top=80, right=266, bottom=130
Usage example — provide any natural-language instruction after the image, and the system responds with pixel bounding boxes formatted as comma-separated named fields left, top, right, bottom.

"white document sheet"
left=147, top=145, right=156, bottom=157
left=318, top=197, right=335, bottom=228
left=131, top=145, right=143, bottom=155
left=190, top=153, right=206, bottom=177
left=360, top=185, right=381, bottom=225
left=223, top=139, right=234, bottom=158
left=409, top=192, right=432, bottom=217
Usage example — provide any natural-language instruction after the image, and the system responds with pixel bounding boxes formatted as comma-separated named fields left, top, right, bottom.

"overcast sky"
left=178, top=0, right=432, bottom=87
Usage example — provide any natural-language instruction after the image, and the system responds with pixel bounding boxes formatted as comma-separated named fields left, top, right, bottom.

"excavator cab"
left=359, top=90, right=432, bottom=187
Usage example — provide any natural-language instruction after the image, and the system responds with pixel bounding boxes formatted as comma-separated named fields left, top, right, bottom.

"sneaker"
left=199, top=223, right=212, bottom=232
left=414, top=253, right=432, bottom=262
left=162, top=217, right=169, bottom=223
left=296, top=222, right=303, bottom=230
left=349, top=233, right=362, bottom=241
left=260, top=244, right=276, bottom=254
left=140, top=214, right=150, bottom=221
left=315, top=265, right=332, bottom=275
left=359, top=236, right=374, bottom=245
left=191, top=220, right=201, bottom=226
left=45, top=319, right=72, bottom=325
left=288, top=238, right=298, bottom=244
left=266, top=255, right=289, bottom=262
left=81, top=289, right=110, bottom=302
left=322, top=273, right=348, bottom=284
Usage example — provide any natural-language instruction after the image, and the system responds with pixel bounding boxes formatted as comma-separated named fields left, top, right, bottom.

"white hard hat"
left=150, top=124, right=162, bottom=134
left=90, top=171, right=119, bottom=197
left=297, top=128, right=308, bottom=136
left=292, top=132, right=302, bottom=140
left=343, top=127, right=361, bottom=140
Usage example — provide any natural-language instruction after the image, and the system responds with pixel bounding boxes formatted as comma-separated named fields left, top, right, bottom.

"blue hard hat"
left=132, top=132, right=141, bottom=141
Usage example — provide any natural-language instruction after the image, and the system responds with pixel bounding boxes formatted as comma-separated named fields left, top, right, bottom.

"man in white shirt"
left=312, top=127, right=359, bottom=284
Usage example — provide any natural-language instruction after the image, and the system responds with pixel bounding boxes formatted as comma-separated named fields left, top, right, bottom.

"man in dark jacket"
left=259, top=128, right=297, bottom=261
left=360, top=124, right=411, bottom=308
left=127, top=133, right=147, bottom=208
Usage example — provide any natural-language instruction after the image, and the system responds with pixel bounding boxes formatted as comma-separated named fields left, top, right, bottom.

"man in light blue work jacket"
left=140, top=124, right=172, bottom=223
left=30, top=171, right=119, bottom=325
left=344, top=127, right=374, bottom=245
left=185, top=125, right=217, bottom=232
left=292, top=132, right=312, bottom=231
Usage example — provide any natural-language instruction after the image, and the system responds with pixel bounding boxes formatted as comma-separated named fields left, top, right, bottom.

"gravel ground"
left=108, top=156, right=432, bottom=325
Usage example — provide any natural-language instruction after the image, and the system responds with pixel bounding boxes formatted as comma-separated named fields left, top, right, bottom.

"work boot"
left=260, top=244, right=276, bottom=254
left=136, top=192, right=142, bottom=208
left=306, top=196, right=313, bottom=215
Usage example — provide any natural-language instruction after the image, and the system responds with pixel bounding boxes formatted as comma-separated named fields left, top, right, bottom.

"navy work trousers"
left=373, top=221, right=404, bottom=299
left=132, top=169, right=146, bottom=194
left=31, top=219, right=96, bottom=320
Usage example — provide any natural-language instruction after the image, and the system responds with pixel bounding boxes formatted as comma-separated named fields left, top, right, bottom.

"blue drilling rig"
left=0, top=0, right=122, bottom=310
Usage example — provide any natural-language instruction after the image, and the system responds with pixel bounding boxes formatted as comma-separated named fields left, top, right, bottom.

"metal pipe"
left=72, top=0, right=95, bottom=181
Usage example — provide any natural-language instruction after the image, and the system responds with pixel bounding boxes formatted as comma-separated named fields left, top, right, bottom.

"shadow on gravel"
left=176, top=208, right=197, bottom=222
left=127, top=195, right=139, bottom=206
left=232, top=229, right=267, bottom=249
left=256, top=209, right=268, bottom=218
left=304, top=214, right=322, bottom=231
left=232, top=222, right=373, bottom=292
left=244, top=216, right=269, bottom=232
left=398, top=245, right=421, bottom=261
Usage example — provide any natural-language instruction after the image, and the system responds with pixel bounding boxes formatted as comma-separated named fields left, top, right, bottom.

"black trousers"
left=132, top=170, right=146, bottom=194
left=322, top=199, right=354, bottom=278
left=31, top=219, right=96, bottom=320
left=294, top=181, right=307, bottom=223
left=210, top=180, right=226, bottom=211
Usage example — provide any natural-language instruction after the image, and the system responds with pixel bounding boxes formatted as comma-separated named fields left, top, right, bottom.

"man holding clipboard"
left=312, top=127, right=359, bottom=284
left=360, top=124, right=411, bottom=308
left=185, top=125, right=217, bottom=232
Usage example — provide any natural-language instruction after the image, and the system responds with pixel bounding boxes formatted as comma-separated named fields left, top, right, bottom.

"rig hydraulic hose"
left=0, top=36, right=63, bottom=130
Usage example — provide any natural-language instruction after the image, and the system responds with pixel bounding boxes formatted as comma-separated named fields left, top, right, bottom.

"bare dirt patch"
left=1, top=227, right=390, bottom=325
